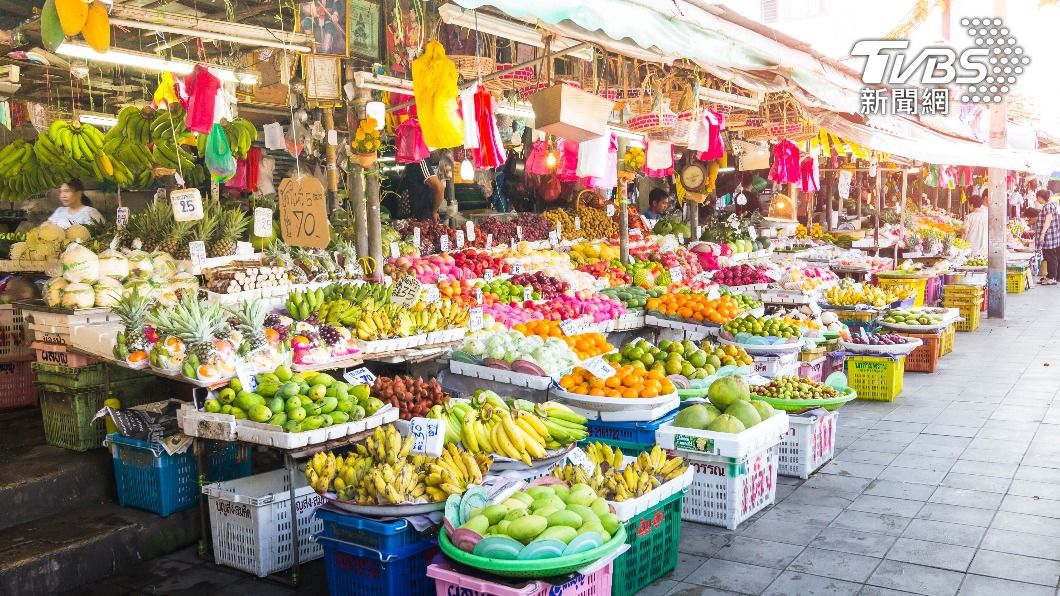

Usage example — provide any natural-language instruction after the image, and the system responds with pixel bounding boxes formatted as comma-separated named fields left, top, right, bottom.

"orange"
left=589, top=388, right=606, bottom=396
left=622, top=388, right=640, bottom=398
left=622, top=374, right=642, bottom=388
left=604, top=375, right=622, bottom=388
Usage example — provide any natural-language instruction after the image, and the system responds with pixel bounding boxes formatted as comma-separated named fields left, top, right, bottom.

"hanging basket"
left=726, top=113, right=764, bottom=130
left=527, top=83, right=613, bottom=142
left=481, top=63, right=536, bottom=92
left=450, top=55, right=497, bottom=81
left=759, top=95, right=802, bottom=127
left=351, top=153, right=378, bottom=168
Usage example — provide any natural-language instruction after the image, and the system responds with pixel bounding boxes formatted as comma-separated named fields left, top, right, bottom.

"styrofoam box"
left=22, top=307, right=117, bottom=327
left=28, top=323, right=69, bottom=345
left=449, top=360, right=553, bottom=390
left=656, top=411, right=789, bottom=460
left=565, top=397, right=679, bottom=422
left=203, top=469, right=326, bottom=577
left=752, top=352, right=798, bottom=377
left=778, top=411, right=837, bottom=479
left=644, top=315, right=718, bottom=341
left=549, top=387, right=679, bottom=414
left=612, top=311, right=646, bottom=332
left=609, top=465, right=694, bottom=521
left=681, top=447, right=778, bottom=529
left=426, top=327, right=468, bottom=345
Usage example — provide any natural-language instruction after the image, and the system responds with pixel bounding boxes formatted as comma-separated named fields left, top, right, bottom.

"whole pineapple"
left=112, top=288, right=154, bottom=353
left=150, top=293, right=229, bottom=364
left=209, top=207, right=250, bottom=257
left=176, top=208, right=218, bottom=259
left=229, top=297, right=267, bottom=353
left=126, top=201, right=174, bottom=252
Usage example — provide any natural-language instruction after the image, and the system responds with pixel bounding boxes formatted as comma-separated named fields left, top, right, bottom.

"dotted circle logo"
left=959, top=17, right=1027, bottom=103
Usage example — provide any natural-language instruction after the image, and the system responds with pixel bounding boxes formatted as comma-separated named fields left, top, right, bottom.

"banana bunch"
left=0, top=149, right=68, bottom=200
left=151, top=139, right=197, bottom=173
left=305, top=451, right=338, bottom=494
left=221, top=118, right=258, bottom=158
left=825, top=282, right=913, bottom=307
left=150, top=105, right=190, bottom=144
left=534, top=401, right=589, bottom=446
left=425, top=442, right=493, bottom=502
left=314, top=298, right=363, bottom=327
left=111, top=105, right=157, bottom=146
left=49, top=120, right=104, bottom=163
left=584, top=442, right=626, bottom=471
left=324, top=282, right=392, bottom=305
left=412, top=299, right=470, bottom=328
left=286, top=287, right=326, bottom=321
left=552, top=444, right=687, bottom=502
left=353, top=307, right=404, bottom=340
left=0, top=139, right=33, bottom=176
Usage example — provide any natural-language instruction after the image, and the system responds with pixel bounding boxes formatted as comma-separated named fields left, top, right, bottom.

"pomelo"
left=725, top=400, right=762, bottom=429
left=708, top=376, right=751, bottom=410
left=706, top=413, right=747, bottom=434
left=750, top=400, right=776, bottom=421
left=675, top=404, right=716, bottom=430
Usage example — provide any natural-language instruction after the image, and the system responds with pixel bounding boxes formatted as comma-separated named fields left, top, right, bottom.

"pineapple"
left=112, top=288, right=154, bottom=353
left=150, top=293, right=229, bottom=365
left=209, top=207, right=250, bottom=257
left=229, top=297, right=267, bottom=353
left=176, top=208, right=218, bottom=259
left=158, top=220, right=195, bottom=256
left=127, top=202, right=174, bottom=252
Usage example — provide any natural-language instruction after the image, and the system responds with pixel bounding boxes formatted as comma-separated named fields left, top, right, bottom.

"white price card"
left=548, top=231, right=559, bottom=246
left=254, top=207, right=273, bottom=237
left=523, top=286, right=532, bottom=301
left=236, top=241, right=254, bottom=256
left=424, top=285, right=440, bottom=303
left=484, top=269, right=494, bottom=282
left=439, top=235, right=450, bottom=253
left=475, top=287, right=483, bottom=304
left=696, top=225, right=703, bottom=240
left=707, top=286, right=721, bottom=300
left=465, top=220, right=476, bottom=242
left=556, top=222, right=563, bottom=237
left=413, top=227, right=421, bottom=248
left=583, top=356, right=616, bottom=379
left=188, top=241, right=207, bottom=273
left=437, top=274, right=447, bottom=282
left=559, top=319, right=580, bottom=336
left=327, top=129, right=338, bottom=146
left=343, top=367, right=377, bottom=386
left=390, top=274, right=422, bottom=308
left=668, top=266, right=684, bottom=283
left=574, top=216, right=581, bottom=231
left=170, top=188, right=204, bottom=222
left=565, top=446, right=596, bottom=473
left=116, top=207, right=130, bottom=228
left=516, top=226, right=523, bottom=241
left=235, top=362, right=259, bottom=392
left=409, top=417, right=445, bottom=456
left=455, top=230, right=465, bottom=248
left=678, top=233, right=685, bottom=244
left=511, top=262, right=523, bottom=275
left=390, top=241, right=400, bottom=258
left=469, top=307, right=483, bottom=331
left=606, top=204, right=615, bottom=217
left=486, top=233, right=493, bottom=250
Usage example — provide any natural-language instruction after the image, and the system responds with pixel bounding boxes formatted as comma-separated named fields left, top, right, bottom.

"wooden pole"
left=322, top=108, right=339, bottom=212
left=349, top=70, right=371, bottom=260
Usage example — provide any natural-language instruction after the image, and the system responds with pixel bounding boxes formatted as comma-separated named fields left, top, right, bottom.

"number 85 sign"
left=279, top=176, right=329, bottom=249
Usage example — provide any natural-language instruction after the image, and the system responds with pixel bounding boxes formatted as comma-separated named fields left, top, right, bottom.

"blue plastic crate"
left=108, top=433, right=252, bottom=517
left=584, top=410, right=678, bottom=453
left=317, top=534, right=438, bottom=596
left=315, top=507, right=432, bottom=551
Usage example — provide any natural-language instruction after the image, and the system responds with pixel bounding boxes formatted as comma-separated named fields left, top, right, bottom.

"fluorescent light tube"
left=438, top=4, right=595, bottom=61
left=57, top=43, right=258, bottom=85
left=79, top=114, right=118, bottom=127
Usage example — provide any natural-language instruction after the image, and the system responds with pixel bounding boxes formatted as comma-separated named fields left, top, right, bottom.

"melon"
left=81, top=0, right=110, bottom=53
left=725, top=400, right=762, bottom=429
left=708, top=375, right=750, bottom=411
left=54, top=0, right=88, bottom=36
left=41, top=0, right=65, bottom=51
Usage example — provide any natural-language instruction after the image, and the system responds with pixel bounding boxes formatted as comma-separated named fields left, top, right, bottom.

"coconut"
left=65, top=224, right=91, bottom=243
left=61, top=282, right=95, bottom=309
left=93, top=277, right=123, bottom=308
left=59, top=242, right=100, bottom=284
left=44, top=277, right=69, bottom=307
left=125, top=250, right=154, bottom=278
left=150, top=252, right=177, bottom=278
left=97, top=248, right=129, bottom=280
left=169, top=272, right=199, bottom=294
left=123, top=278, right=152, bottom=298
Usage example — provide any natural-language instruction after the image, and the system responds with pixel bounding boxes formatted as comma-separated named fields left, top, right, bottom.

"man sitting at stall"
left=642, top=188, right=671, bottom=222
left=962, top=192, right=989, bottom=256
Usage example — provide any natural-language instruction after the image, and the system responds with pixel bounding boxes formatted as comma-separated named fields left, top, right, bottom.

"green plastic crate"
left=39, top=378, right=164, bottom=451
left=613, top=491, right=685, bottom=596
left=31, top=362, right=147, bottom=389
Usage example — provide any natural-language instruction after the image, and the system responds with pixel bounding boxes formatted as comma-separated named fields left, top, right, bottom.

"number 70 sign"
left=279, top=176, right=329, bottom=249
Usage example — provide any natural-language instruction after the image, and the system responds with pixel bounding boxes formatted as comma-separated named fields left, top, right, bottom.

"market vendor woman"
left=47, top=179, right=103, bottom=229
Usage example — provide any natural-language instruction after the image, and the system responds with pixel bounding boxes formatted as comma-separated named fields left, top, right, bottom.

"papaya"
left=55, top=0, right=89, bottom=37
left=40, top=0, right=65, bottom=52
left=81, top=0, right=110, bottom=53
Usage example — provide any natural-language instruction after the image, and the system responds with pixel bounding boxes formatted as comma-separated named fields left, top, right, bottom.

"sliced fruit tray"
left=439, top=524, right=627, bottom=578
left=751, top=387, right=857, bottom=412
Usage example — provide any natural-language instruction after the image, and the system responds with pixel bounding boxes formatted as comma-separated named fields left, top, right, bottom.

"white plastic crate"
left=655, top=411, right=788, bottom=460
left=681, top=447, right=778, bottom=529
left=202, top=469, right=327, bottom=576
left=752, top=352, right=798, bottom=377
left=777, top=411, right=837, bottom=479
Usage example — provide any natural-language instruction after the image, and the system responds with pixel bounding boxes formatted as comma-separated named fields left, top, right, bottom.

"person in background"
left=47, top=178, right=103, bottom=229
left=733, top=174, right=760, bottom=215
left=402, top=151, right=449, bottom=222
left=1035, top=189, right=1060, bottom=285
left=642, top=188, right=671, bottom=222
left=962, top=193, right=989, bottom=256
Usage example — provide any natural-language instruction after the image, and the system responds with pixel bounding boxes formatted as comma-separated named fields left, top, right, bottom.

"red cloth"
left=472, top=88, right=505, bottom=168
left=769, top=139, right=800, bottom=184
left=799, top=156, right=819, bottom=193
left=182, top=65, right=220, bottom=134
left=246, top=147, right=261, bottom=193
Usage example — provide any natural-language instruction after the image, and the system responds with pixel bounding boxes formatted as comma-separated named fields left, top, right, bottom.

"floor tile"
left=977, top=527, right=1060, bottom=560
left=740, top=519, right=824, bottom=546
left=863, top=480, right=936, bottom=501
left=663, top=582, right=745, bottom=596
left=929, top=487, right=1004, bottom=510
left=884, top=537, right=976, bottom=572
left=914, top=503, right=995, bottom=527
left=966, top=549, right=1060, bottom=586
left=684, top=559, right=783, bottom=595
left=955, top=574, right=1054, bottom=596
left=830, top=510, right=912, bottom=537
left=834, top=449, right=899, bottom=466
left=998, top=494, right=1060, bottom=519
left=900, top=518, right=986, bottom=547
left=939, top=472, right=1012, bottom=493
left=787, top=547, right=881, bottom=583
left=810, top=527, right=898, bottom=558
left=761, top=571, right=862, bottom=596
left=847, top=495, right=925, bottom=518
left=946, top=460, right=1017, bottom=478
left=711, top=536, right=805, bottom=570
left=866, top=560, right=965, bottom=596
left=820, top=460, right=887, bottom=479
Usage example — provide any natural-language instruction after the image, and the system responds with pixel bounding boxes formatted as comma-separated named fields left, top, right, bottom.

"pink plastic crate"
left=0, top=357, right=36, bottom=409
left=32, top=342, right=96, bottom=368
left=427, top=562, right=613, bottom=596
left=798, top=357, right=825, bottom=382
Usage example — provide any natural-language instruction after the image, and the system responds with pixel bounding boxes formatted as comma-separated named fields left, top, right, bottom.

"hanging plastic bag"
left=411, top=40, right=464, bottom=149
left=152, top=72, right=179, bottom=109
left=395, top=119, right=430, bottom=164
left=539, top=175, right=563, bottom=203
left=556, top=139, right=580, bottom=182
left=525, top=140, right=550, bottom=176
left=205, top=123, right=236, bottom=182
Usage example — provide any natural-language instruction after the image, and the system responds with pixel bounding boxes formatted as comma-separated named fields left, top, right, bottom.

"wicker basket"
left=450, top=55, right=496, bottom=81
left=481, top=63, right=535, bottom=92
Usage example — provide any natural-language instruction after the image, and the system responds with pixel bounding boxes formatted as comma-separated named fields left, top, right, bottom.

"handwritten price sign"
left=170, top=188, right=204, bottom=222
left=279, top=176, right=329, bottom=249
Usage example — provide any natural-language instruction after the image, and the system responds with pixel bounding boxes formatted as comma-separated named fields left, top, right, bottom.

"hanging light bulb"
left=460, top=158, right=474, bottom=180
left=546, top=150, right=557, bottom=169
left=365, top=101, right=385, bottom=129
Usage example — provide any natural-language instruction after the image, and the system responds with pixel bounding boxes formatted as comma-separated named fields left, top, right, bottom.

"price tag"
left=484, top=269, right=494, bottom=282
left=678, top=233, right=685, bottom=244
left=516, top=226, right=523, bottom=241
left=523, top=286, right=532, bottom=301
left=424, top=285, right=440, bottom=303
left=696, top=225, right=703, bottom=240
left=606, top=204, right=615, bottom=217
left=343, top=367, right=377, bottom=386
left=390, top=242, right=400, bottom=258
left=235, top=362, right=259, bottom=392
left=327, top=129, right=338, bottom=145
left=583, top=356, right=616, bottom=379
left=511, top=262, right=523, bottom=275
left=456, top=230, right=465, bottom=248
left=413, top=227, right=421, bottom=248
left=486, top=233, right=493, bottom=250
left=469, top=307, right=483, bottom=331
left=278, top=176, right=328, bottom=248
left=465, top=221, right=476, bottom=242
left=440, top=235, right=450, bottom=253
left=574, top=217, right=581, bottom=232
left=707, top=286, right=721, bottom=300
left=236, top=241, right=254, bottom=256
left=559, top=319, right=579, bottom=336
left=475, top=287, right=483, bottom=304
left=170, top=188, right=204, bottom=222
left=390, top=274, right=422, bottom=307
left=548, top=231, right=559, bottom=246
left=763, top=269, right=783, bottom=282
left=409, top=417, right=446, bottom=456
left=254, top=207, right=273, bottom=237
left=565, top=447, right=596, bottom=473
left=668, top=267, right=684, bottom=283
left=557, top=222, right=563, bottom=237
left=116, top=207, right=130, bottom=228
left=188, top=241, right=207, bottom=273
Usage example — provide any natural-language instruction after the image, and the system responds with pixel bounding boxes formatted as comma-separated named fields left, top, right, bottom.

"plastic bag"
left=152, top=72, right=179, bottom=109
left=205, top=123, right=236, bottom=182
left=539, top=175, right=562, bottom=203
left=525, top=140, right=550, bottom=176
left=556, top=139, right=579, bottom=182
left=395, top=119, right=430, bottom=164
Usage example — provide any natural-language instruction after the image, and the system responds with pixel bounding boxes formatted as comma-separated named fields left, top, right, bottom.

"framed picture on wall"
left=299, top=0, right=349, bottom=56
left=348, top=0, right=382, bottom=60
left=304, top=54, right=342, bottom=106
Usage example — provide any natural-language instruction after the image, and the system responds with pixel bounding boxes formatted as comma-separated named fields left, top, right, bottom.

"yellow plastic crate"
left=877, top=277, right=928, bottom=307
left=1006, top=271, right=1027, bottom=293
left=955, top=306, right=981, bottom=332
left=939, top=323, right=955, bottom=357
left=847, top=356, right=904, bottom=402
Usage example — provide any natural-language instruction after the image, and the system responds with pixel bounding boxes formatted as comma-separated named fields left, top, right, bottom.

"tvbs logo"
left=853, top=17, right=1027, bottom=105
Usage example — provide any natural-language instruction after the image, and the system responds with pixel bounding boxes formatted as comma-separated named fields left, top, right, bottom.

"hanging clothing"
left=525, top=140, right=551, bottom=176
left=580, top=133, right=617, bottom=190
left=411, top=40, right=464, bottom=149
left=768, top=139, right=800, bottom=184
left=182, top=65, right=221, bottom=134
left=800, top=156, right=820, bottom=193
left=576, top=127, right=612, bottom=179
left=257, top=155, right=275, bottom=195
left=644, top=140, right=674, bottom=177
left=472, top=87, right=505, bottom=168
left=556, top=138, right=580, bottom=182
left=460, top=85, right=480, bottom=150
left=263, top=122, right=285, bottom=150
left=246, top=147, right=261, bottom=193
left=692, top=109, right=725, bottom=161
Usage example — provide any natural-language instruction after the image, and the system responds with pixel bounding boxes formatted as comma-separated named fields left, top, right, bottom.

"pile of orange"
left=513, top=320, right=613, bottom=359
left=645, top=293, right=743, bottom=324
left=558, top=363, right=676, bottom=398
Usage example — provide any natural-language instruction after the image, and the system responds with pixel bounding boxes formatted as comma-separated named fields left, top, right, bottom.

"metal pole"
left=986, top=1, right=1008, bottom=318
left=825, top=173, right=833, bottom=231
left=899, top=172, right=908, bottom=268
left=322, top=108, right=339, bottom=212
left=349, top=65, right=370, bottom=260
left=874, top=175, right=881, bottom=257
left=367, top=170, right=383, bottom=282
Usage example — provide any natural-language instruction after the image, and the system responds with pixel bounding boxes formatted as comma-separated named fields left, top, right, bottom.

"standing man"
left=403, top=152, right=450, bottom=222
left=1034, top=189, right=1060, bottom=285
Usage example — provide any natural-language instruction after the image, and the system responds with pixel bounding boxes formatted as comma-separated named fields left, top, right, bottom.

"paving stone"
left=833, top=449, right=898, bottom=466
left=914, top=503, right=995, bottom=527
left=929, top=487, right=1004, bottom=510
left=977, top=527, right=1060, bottom=560
left=863, top=480, right=936, bottom=501
left=888, top=453, right=956, bottom=471
left=871, top=421, right=928, bottom=433
left=884, top=537, right=976, bottom=572
left=921, top=425, right=978, bottom=438
left=761, top=571, right=862, bottom=596
left=847, top=495, right=925, bottom=518
left=637, top=579, right=683, bottom=596
left=947, top=460, right=1017, bottom=478
left=764, top=503, right=845, bottom=526
left=661, top=581, right=744, bottom=596
left=679, top=524, right=734, bottom=557
left=939, top=472, right=1012, bottom=493
left=876, top=466, right=949, bottom=486
left=858, top=586, right=927, bottom=596
left=957, top=448, right=1025, bottom=464
left=866, top=560, right=965, bottom=596
left=966, top=549, right=1060, bottom=587
left=740, top=519, right=824, bottom=546
left=820, top=460, right=887, bottom=479
left=781, top=487, right=858, bottom=510
left=787, top=547, right=881, bottom=583
left=846, top=439, right=908, bottom=455
left=955, top=574, right=1055, bottom=596
left=664, top=552, right=711, bottom=582
left=998, top=494, right=1060, bottom=519
left=900, top=518, right=986, bottom=547
left=989, top=510, right=1060, bottom=538
left=830, top=510, right=912, bottom=537
left=810, top=526, right=897, bottom=558
left=801, top=474, right=875, bottom=494
left=684, top=558, right=783, bottom=595
left=1006, top=479, right=1060, bottom=500
left=711, top=536, right=804, bottom=570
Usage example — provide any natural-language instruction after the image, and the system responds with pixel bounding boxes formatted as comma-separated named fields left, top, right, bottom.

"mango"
left=81, top=0, right=110, bottom=52
left=526, top=486, right=556, bottom=500
left=591, top=498, right=610, bottom=517
left=55, top=0, right=88, bottom=36
left=40, top=0, right=64, bottom=52
left=538, top=526, right=577, bottom=544
left=566, top=504, right=599, bottom=526
left=531, top=496, right=566, bottom=513
left=461, top=514, right=489, bottom=535
left=599, top=512, right=621, bottom=536
left=547, top=510, right=583, bottom=530
left=508, top=514, right=548, bottom=544
left=504, top=507, right=528, bottom=522
left=482, top=504, right=508, bottom=525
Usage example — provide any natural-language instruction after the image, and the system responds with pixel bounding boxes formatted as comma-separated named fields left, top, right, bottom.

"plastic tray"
left=750, top=387, right=857, bottom=412
left=449, top=360, right=553, bottom=390
left=314, top=508, right=433, bottom=551
left=549, top=387, right=679, bottom=413
left=566, top=399, right=680, bottom=423
left=841, top=337, right=922, bottom=355
left=584, top=410, right=678, bottom=452
left=179, top=403, right=398, bottom=449
left=321, top=497, right=446, bottom=517
left=655, top=411, right=789, bottom=460
left=437, top=525, right=626, bottom=578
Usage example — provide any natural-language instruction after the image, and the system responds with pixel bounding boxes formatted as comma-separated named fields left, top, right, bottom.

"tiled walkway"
left=648, top=288, right=1060, bottom=596
left=69, top=289, right=1060, bottom=595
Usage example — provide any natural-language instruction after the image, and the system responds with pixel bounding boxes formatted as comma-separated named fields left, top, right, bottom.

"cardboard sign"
left=254, top=207, right=273, bottom=237
left=409, top=417, right=445, bottom=456
left=390, top=274, right=422, bottom=307
left=279, top=176, right=329, bottom=248
left=235, top=362, right=259, bottom=392
left=343, top=367, right=377, bottom=386
left=188, top=241, right=207, bottom=273
left=170, top=188, right=204, bottom=222
left=440, top=235, right=450, bottom=253
left=116, top=207, right=130, bottom=228
left=469, top=307, right=483, bottom=331
left=456, top=230, right=465, bottom=248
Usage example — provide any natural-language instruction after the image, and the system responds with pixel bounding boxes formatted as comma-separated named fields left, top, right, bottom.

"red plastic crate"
left=0, top=357, right=36, bottom=409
